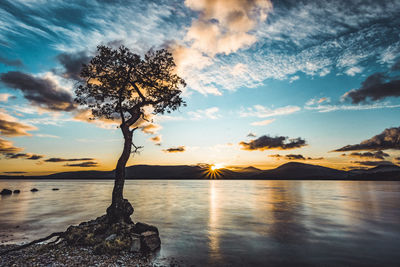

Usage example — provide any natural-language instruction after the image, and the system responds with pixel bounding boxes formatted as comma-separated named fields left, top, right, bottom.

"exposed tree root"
left=0, top=231, right=64, bottom=256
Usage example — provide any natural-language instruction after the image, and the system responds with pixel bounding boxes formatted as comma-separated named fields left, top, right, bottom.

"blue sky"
left=1, top=0, right=400, bottom=174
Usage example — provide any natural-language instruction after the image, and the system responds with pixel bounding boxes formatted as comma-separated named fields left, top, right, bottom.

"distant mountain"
left=251, top=162, right=347, bottom=180
left=1, top=162, right=399, bottom=180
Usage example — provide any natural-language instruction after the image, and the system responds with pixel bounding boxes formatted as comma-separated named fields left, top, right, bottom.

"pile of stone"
left=63, top=214, right=161, bottom=254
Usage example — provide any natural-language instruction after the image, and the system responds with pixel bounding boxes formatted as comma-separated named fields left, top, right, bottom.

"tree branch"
left=131, top=82, right=146, bottom=102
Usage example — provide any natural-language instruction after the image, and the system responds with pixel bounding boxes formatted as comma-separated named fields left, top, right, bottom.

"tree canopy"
left=75, top=45, right=186, bottom=126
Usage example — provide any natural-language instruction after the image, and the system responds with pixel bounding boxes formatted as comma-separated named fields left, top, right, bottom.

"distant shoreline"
left=1, top=162, right=400, bottom=181
left=1, top=176, right=400, bottom=181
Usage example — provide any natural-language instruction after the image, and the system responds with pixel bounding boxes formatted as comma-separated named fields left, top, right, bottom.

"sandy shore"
left=0, top=242, right=183, bottom=267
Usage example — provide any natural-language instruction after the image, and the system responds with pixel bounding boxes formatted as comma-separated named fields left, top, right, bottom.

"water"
left=1, top=180, right=400, bottom=266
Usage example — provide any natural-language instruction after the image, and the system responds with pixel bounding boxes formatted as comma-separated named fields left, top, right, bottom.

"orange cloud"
left=0, top=109, right=37, bottom=136
left=0, top=137, right=23, bottom=154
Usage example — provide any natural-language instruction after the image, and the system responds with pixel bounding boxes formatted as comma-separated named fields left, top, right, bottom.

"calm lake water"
left=1, top=180, right=400, bottom=266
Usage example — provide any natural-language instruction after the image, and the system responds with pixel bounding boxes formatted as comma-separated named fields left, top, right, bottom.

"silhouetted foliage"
left=75, top=45, right=186, bottom=223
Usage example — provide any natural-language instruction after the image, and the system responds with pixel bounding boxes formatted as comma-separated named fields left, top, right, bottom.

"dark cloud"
left=269, top=154, right=323, bottom=160
left=247, top=132, right=256, bottom=137
left=0, top=119, right=37, bottom=136
left=3, top=171, right=27, bottom=174
left=4, top=153, right=44, bottom=160
left=351, top=161, right=395, bottom=167
left=0, top=56, right=23, bottom=67
left=162, top=146, right=185, bottom=153
left=45, top=157, right=94, bottom=162
left=5, top=153, right=27, bottom=159
left=347, top=151, right=390, bottom=160
left=56, top=51, right=91, bottom=81
left=64, top=161, right=98, bottom=167
left=0, top=71, right=75, bottom=111
left=334, top=127, right=400, bottom=151
left=0, top=137, right=22, bottom=154
left=27, top=154, right=44, bottom=160
left=240, top=135, right=307, bottom=151
left=286, top=154, right=306, bottom=160
left=344, top=73, right=400, bottom=103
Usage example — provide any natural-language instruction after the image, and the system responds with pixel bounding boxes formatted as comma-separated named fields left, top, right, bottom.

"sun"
left=210, top=163, right=224, bottom=171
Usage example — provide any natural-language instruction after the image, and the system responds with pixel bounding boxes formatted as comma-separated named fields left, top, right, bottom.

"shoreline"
left=0, top=242, right=180, bottom=267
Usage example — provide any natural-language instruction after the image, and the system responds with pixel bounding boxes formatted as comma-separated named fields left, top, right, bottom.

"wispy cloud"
left=240, top=105, right=300, bottom=118
left=250, top=118, right=275, bottom=126
left=188, top=107, right=220, bottom=120
left=163, top=146, right=186, bottom=153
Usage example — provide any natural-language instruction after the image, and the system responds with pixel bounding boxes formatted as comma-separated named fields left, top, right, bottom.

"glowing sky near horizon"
left=0, top=0, right=400, bottom=175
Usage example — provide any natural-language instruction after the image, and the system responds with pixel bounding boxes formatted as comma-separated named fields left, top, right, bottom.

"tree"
left=75, top=45, right=186, bottom=224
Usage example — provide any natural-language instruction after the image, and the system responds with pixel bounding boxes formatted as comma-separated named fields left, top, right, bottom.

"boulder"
left=133, top=222, right=159, bottom=235
left=0, top=189, right=12, bottom=195
left=30, top=188, right=39, bottom=192
left=140, top=231, right=161, bottom=251
left=52, top=188, right=59, bottom=191
left=13, top=190, right=20, bottom=194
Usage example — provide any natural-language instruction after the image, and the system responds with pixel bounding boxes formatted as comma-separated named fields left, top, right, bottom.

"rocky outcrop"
left=63, top=215, right=160, bottom=255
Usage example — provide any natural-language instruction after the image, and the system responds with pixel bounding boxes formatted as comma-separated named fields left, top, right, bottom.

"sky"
left=0, top=0, right=400, bottom=175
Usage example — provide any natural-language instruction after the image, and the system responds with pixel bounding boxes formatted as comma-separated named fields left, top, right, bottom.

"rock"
left=0, top=189, right=12, bottom=195
left=13, top=190, right=20, bottom=194
left=52, top=188, right=59, bottom=191
left=140, top=231, right=161, bottom=251
left=130, top=237, right=141, bottom=252
left=30, top=188, right=39, bottom=192
left=105, top=234, right=117, bottom=241
left=134, top=222, right=159, bottom=235
left=63, top=214, right=160, bottom=254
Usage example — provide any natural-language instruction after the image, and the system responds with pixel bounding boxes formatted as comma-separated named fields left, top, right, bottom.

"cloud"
left=351, top=161, right=395, bottom=167
left=343, top=73, right=400, bottom=103
left=343, top=73, right=400, bottom=104
left=184, top=0, right=272, bottom=56
left=4, top=153, right=44, bottom=160
left=240, top=135, right=307, bottom=151
left=240, top=105, right=300, bottom=118
left=188, top=107, right=220, bottom=120
left=269, top=154, right=323, bottom=161
left=141, top=123, right=162, bottom=135
left=56, top=51, right=91, bottom=81
left=250, top=118, right=275, bottom=126
left=64, top=161, right=98, bottom=167
left=0, top=93, right=14, bottom=102
left=0, top=56, right=23, bottom=67
left=344, top=151, right=390, bottom=160
left=345, top=66, right=363, bottom=76
left=3, top=171, right=27, bottom=174
left=0, top=109, right=37, bottom=136
left=0, top=137, right=22, bottom=154
left=0, top=71, right=75, bottom=111
left=72, top=108, right=118, bottom=129
left=305, top=101, right=400, bottom=113
left=45, top=157, right=94, bottom=163
left=334, top=127, right=400, bottom=152
left=35, top=134, right=60, bottom=138
left=149, top=135, right=162, bottom=146
left=306, top=97, right=331, bottom=106
left=163, top=146, right=186, bottom=153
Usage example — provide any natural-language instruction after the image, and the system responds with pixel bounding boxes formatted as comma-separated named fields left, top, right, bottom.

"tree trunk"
left=106, top=124, right=134, bottom=224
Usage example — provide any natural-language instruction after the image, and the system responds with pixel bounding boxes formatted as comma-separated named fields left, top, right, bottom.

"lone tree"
left=75, top=45, right=186, bottom=224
